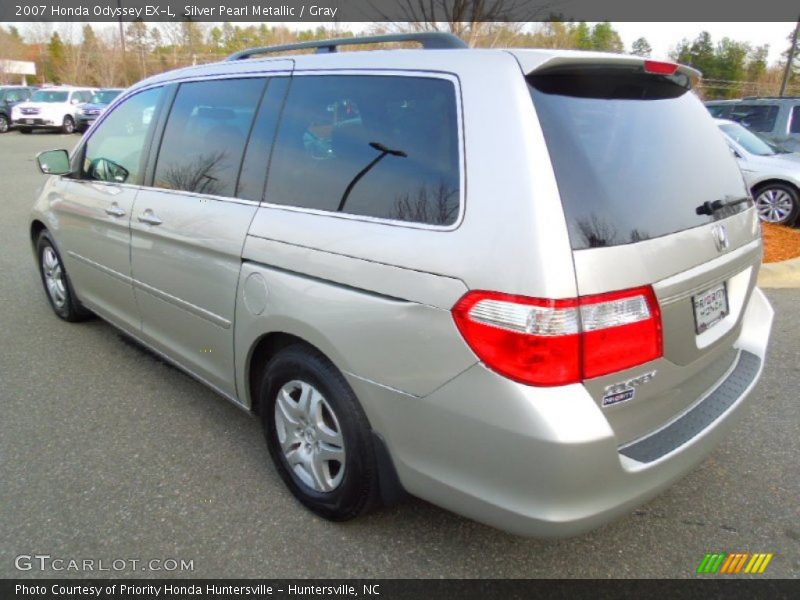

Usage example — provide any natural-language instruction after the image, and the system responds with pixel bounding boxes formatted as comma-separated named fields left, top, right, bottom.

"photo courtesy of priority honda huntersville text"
left=29, top=33, right=773, bottom=537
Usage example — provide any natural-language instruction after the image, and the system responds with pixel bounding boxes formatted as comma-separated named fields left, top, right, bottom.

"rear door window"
left=529, top=68, right=749, bottom=250
left=265, top=74, right=461, bottom=226
left=153, top=78, right=266, bottom=198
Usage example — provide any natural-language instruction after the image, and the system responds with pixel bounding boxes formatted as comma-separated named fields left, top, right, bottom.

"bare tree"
left=373, top=0, right=553, bottom=46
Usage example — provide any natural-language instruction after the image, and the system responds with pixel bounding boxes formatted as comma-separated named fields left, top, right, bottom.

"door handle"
left=104, top=204, right=126, bottom=217
left=137, top=209, right=163, bottom=226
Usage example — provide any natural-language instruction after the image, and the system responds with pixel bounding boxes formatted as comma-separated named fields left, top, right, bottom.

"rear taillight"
left=452, top=287, right=662, bottom=386
left=643, top=60, right=678, bottom=75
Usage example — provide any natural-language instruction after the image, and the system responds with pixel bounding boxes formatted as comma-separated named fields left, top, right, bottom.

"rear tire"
left=753, top=183, right=799, bottom=226
left=259, top=345, right=379, bottom=521
left=61, top=116, right=75, bottom=135
left=36, top=230, right=92, bottom=322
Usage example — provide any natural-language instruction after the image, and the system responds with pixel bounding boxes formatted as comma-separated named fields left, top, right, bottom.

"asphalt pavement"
left=0, top=130, right=798, bottom=579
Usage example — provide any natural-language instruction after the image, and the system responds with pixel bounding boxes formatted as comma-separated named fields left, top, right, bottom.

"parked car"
left=76, top=88, right=124, bottom=132
left=0, top=85, right=37, bottom=133
left=706, top=96, right=800, bottom=152
left=11, top=86, right=95, bottom=134
left=716, top=118, right=800, bottom=225
left=29, top=33, right=773, bottom=537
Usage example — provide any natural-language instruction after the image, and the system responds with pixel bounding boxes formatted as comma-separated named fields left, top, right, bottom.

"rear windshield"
left=529, top=69, right=749, bottom=250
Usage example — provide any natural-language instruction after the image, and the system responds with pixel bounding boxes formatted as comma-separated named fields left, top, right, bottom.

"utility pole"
left=117, top=0, right=127, bottom=85
left=779, top=18, right=800, bottom=97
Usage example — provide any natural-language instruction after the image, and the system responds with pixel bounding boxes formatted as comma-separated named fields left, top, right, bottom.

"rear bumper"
left=348, top=287, right=773, bottom=537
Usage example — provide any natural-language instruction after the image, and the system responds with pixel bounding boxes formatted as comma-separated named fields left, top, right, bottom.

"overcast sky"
left=14, top=21, right=798, bottom=66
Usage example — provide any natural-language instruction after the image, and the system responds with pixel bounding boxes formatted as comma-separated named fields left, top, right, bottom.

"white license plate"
left=25, top=119, right=33, bottom=124
left=692, top=283, right=729, bottom=334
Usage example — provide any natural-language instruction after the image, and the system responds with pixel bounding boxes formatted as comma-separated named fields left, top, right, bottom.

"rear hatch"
left=526, top=59, right=762, bottom=445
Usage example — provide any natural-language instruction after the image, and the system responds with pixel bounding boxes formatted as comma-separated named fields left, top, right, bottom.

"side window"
left=82, top=87, right=163, bottom=184
left=5, top=90, right=20, bottom=102
left=153, top=78, right=266, bottom=198
left=729, top=104, right=779, bottom=133
left=790, top=105, right=800, bottom=135
left=237, top=77, right=290, bottom=202
left=265, top=75, right=461, bottom=226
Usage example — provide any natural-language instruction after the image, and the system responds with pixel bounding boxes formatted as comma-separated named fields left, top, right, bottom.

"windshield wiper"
left=695, top=196, right=750, bottom=216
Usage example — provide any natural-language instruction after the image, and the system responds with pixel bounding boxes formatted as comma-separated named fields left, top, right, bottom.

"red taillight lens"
left=579, top=286, right=662, bottom=379
left=643, top=60, right=678, bottom=75
left=452, top=287, right=662, bottom=387
left=452, top=292, right=580, bottom=386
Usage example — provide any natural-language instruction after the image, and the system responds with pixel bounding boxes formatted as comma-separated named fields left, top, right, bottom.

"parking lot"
left=0, top=130, right=798, bottom=579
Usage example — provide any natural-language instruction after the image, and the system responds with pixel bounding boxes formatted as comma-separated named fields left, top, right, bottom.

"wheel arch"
left=751, top=178, right=800, bottom=197
left=30, top=219, right=47, bottom=250
left=246, top=331, right=326, bottom=416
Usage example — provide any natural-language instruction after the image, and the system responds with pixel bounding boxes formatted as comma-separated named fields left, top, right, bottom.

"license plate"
left=25, top=119, right=33, bottom=124
left=692, top=282, right=729, bottom=334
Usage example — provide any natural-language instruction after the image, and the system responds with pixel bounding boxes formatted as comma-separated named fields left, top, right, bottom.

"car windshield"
left=719, top=122, right=776, bottom=156
left=31, top=90, right=68, bottom=103
left=92, top=90, right=121, bottom=104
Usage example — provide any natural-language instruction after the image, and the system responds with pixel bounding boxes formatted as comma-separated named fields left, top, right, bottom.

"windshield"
left=529, top=69, right=749, bottom=250
left=719, top=122, right=776, bottom=156
left=91, top=90, right=121, bottom=104
left=31, top=90, right=68, bottom=103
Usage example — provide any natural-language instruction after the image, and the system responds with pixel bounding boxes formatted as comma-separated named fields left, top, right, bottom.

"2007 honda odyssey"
left=30, top=33, right=773, bottom=537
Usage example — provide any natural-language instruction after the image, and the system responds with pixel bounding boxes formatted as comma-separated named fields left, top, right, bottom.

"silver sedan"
left=717, top=118, right=800, bottom=225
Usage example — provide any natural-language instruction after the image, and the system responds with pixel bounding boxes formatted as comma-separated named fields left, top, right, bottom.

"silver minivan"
left=30, top=34, right=773, bottom=537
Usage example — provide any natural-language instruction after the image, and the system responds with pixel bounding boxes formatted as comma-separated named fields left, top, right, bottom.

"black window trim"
left=259, top=68, right=467, bottom=232
left=69, top=84, right=170, bottom=188
left=141, top=74, right=286, bottom=207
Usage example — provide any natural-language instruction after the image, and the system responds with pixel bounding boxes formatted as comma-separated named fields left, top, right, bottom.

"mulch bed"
left=762, top=223, right=800, bottom=263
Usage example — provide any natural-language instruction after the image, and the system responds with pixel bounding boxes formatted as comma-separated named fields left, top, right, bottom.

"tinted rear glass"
left=727, top=104, right=779, bottom=133
left=529, top=70, right=749, bottom=250
left=265, top=75, right=460, bottom=226
left=154, top=78, right=265, bottom=197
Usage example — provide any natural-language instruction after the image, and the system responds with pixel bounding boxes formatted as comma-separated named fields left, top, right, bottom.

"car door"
left=54, top=86, right=164, bottom=331
left=130, top=74, right=288, bottom=398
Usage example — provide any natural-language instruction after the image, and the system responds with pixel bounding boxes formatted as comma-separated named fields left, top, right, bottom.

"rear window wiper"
left=695, top=196, right=750, bottom=216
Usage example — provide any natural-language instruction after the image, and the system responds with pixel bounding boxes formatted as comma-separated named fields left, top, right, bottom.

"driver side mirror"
left=36, top=149, right=72, bottom=176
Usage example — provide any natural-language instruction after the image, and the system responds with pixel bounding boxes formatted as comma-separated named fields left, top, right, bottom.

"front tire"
left=36, top=231, right=91, bottom=322
left=754, top=183, right=799, bottom=225
left=61, top=115, right=75, bottom=135
left=260, top=345, right=379, bottom=521
left=0, top=114, right=9, bottom=133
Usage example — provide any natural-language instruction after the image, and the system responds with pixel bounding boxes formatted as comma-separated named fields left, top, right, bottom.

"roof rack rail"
left=225, top=32, right=467, bottom=61
left=742, top=96, right=800, bottom=100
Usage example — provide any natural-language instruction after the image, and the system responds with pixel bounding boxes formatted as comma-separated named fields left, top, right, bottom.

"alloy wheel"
left=274, top=379, right=346, bottom=492
left=755, top=188, right=795, bottom=223
left=41, top=246, right=67, bottom=308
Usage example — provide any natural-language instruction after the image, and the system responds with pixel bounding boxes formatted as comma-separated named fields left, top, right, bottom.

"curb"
left=757, top=256, right=800, bottom=288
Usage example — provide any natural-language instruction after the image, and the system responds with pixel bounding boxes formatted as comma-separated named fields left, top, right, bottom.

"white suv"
left=12, top=86, right=95, bottom=134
